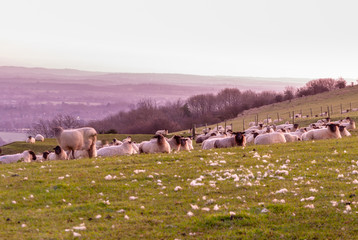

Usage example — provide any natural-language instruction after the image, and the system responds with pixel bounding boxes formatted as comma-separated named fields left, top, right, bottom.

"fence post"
left=350, top=102, right=352, bottom=111
left=277, top=112, right=280, bottom=122
left=243, top=118, right=245, bottom=131
left=292, top=111, right=295, bottom=124
left=331, top=105, right=333, bottom=115
left=193, top=124, right=196, bottom=138
left=327, top=106, right=330, bottom=118
left=266, top=114, right=269, bottom=125
left=224, top=121, right=227, bottom=132
left=310, top=108, right=312, bottom=117
left=340, top=104, right=343, bottom=114
left=320, top=106, right=323, bottom=116
left=231, top=123, right=233, bottom=131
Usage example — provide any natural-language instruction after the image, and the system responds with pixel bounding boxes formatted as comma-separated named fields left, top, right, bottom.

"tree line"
left=30, top=78, right=348, bottom=135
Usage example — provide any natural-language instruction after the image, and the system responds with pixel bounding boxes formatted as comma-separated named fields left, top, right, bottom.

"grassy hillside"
left=187, top=85, right=358, bottom=134
left=0, top=132, right=358, bottom=238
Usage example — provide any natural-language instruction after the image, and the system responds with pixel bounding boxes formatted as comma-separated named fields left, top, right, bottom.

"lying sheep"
left=44, top=146, right=68, bottom=160
left=202, top=134, right=229, bottom=150
left=301, top=124, right=341, bottom=141
left=254, top=132, right=286, bottom=145
left=180, top=137, right=194, bottom=151
left=214, top=132, right=246, bottom=149
left=341, top=117, right=356, bottom=130
left=155, top=129, right=168, bottom=135
left=54, top=127, right=97, bottom=159
left=195, top=132, right=218, bottom=144
left=139, top=134, right=171, bottom=154
left=0, top=150, right=36, bottom=164
left=26, top=136, right=35, bottom=144
left=339, top=125, right=351, bottom=137
left=166, top=135, right=182, bottom=152
left=35, top=134, right=45, bottom=142
left=283, top=133, right=300, bottom=142
left=97, top=141, right=136, bottom=156
left=246, top=132, right=259, bottom=145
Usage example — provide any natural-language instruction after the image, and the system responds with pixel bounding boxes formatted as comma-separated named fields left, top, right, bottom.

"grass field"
left=1, top=130, right=358, bottom=239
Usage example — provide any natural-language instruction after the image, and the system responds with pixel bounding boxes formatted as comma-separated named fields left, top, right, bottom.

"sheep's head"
left=153, top=134, right=165, bottom=145
left=180, top=138, right=188, bottom=146
left=173, top=135, right=182, bottom=145
left=54, top=146, right=62, bottom=155
left=234, top=132, right=246, bottom=146
left=339, top=125, right=346, bottom=132
left=53, top=127, right=64, bottom=137
left=43, top=151, right=50, bottom=160
left=28, top=151, right=36, bottom=161
left=294, top=123, right=299, bottom=129
left=327, top=123, right=339, bottom=133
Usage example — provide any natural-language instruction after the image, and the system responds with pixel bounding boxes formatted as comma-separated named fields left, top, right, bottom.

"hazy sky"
left=1, top=0, right=358, bottom=78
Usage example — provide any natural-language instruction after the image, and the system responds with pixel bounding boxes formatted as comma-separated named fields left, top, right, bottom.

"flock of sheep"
left=0, top=116, right=355, bottom=164
left=197, top=116, right=355, bottom=150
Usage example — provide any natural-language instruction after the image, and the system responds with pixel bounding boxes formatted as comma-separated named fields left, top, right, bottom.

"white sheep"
left=45, top=146, right=68, bottom=160
left=301, top=124, right=341, bottom=141
left=54, top=127, right=97, bottom=159
left=214, top=132, right=246, bottom=149
left=180, top=137, right=194, bottom=151
left=35, top=134, right=45, bottom=142
left=155, top=129, right=169, bottom=135
left=139, top=134, right=171, bottom=154
left=166, top=135, right=182, bottom=152
left=339, top=125, right=351, bottom=137
left=254, top=132, right=286, bottom=145
left=0, top=150, right=36, bottom=164
left=26, top=136, right=35, bottom=144
left=97, top=141, right=136, bottom=156
left=340, top=117, right=356, bottom=130
left=283, top=133, right=300, bottom=142
left=202, top=134, right=229, bottom=150
left=245, top=132, right=259, bottom=145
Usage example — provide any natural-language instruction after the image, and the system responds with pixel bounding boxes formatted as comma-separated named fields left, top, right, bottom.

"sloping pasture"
left=0, top=131, right=357, bottom=239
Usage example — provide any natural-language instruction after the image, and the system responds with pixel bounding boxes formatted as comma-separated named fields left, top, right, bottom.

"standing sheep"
left=0, top=150, right=36, bottom=164
left=139, top=134, right=171, bottom=154
left=54, top=127, right=97, bottom=159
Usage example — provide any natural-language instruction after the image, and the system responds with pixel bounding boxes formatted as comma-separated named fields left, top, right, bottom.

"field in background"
left=186, top=85, right=358, bottom=135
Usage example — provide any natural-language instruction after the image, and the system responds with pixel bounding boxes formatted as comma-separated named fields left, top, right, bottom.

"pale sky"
left=1, top=0, right=358, bottom=79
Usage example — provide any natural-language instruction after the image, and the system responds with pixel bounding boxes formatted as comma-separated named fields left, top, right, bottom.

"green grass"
left=1, top=131, right=358, bottom=239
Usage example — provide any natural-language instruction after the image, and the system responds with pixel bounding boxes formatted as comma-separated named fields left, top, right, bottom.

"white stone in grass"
left=141, top=206, right=145, bottom=209
left=58, top=176, right=64, bottom=180
left=73, top=232, right=81, bottom=237
left=213, top=205, right=220, bottom=211
left=91, top=180, right=95, bottom=184
left=21, top=224, right=27, bottom=228
left=219, top=160, right=226, bottom=164
left=229, top=211, right=236, bottom=216
left=345, top=205, right=352, bottom=212
left=190, top=204, right=199, bottom=210
left=311, top=160, right=316, bottom=164
left=352, top=170, right=358, bottom=175
left=23, top=177, right=28, bottom=180
left=117, top=209, right=125, bottom=213
left=309, top=188, right=318, bottom=192
left=187, top=211, right=194, bottom=217
left=337, top=174, right=344, bottom=179
left=174, top=186, right=182, bottom=192
left=201, top=207, right=210, bottom=212
left=95, top=166, right=99, bottom=168
left=104, top=175, right=113, bottom=180
left=12, top=201, right=16, bottom=204
left=304, top=204, right=315, bottom=209
left=95, top=215, right=102, bottom=219
left=73, top=223, right=86, bottom=231
left=275, top=188, right=288, bottom=194
left=134, top=170, right=146, bottom=174
left=261, top=208, right=269, bottom=213
left=157, top=162, right=162, bottom=165
left=129, top=196, right=138, bottom=200
left=147, top=175, right=154, bottom=178
left=352, top=179, right=358, bottom=184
